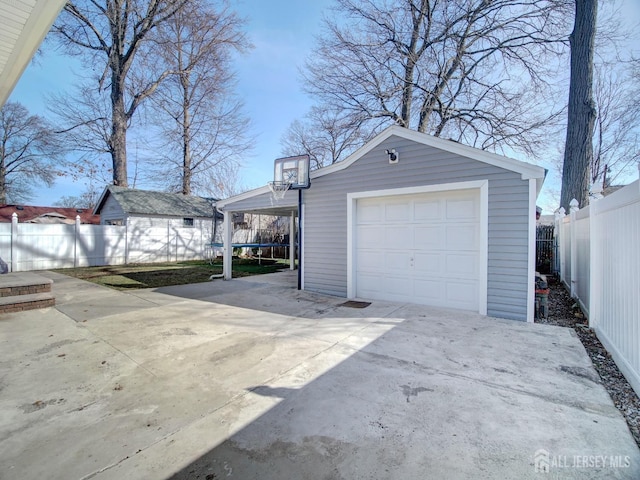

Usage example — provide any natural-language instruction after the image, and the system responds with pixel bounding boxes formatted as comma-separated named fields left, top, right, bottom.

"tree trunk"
left=111, top=74, right=128, bottom=187
left=181, top=69, right=191, bottom=195
left=0, top=164, right=6, bottom=204
left=560, top=0, right=597, bottom=211
left=182, top=109, right=191, bottom=195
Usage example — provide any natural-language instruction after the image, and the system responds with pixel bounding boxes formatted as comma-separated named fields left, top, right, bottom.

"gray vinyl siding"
left=303, top=136, right=531, bottom=321
left=99, top=196, right=126, bottom=225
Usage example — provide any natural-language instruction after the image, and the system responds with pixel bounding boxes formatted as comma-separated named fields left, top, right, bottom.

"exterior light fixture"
left=386, top=149, right=399, bottom=164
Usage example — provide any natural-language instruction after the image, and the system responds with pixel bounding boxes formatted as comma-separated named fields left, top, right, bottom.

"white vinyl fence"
left=555, top=174, right=640, bottom=397
left=0, top=214, right=215, bottom=272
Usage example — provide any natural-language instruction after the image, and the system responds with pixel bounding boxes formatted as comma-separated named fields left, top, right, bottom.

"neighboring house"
left=217, top=125, right=546, bottom=322
left=0, top=205, right=100, bottom=224
left=93, top=185, right=220, bottom=231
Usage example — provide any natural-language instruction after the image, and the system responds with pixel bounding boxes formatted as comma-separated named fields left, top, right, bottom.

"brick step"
left=0, top=272, right=53, bottom=297
left=0, top=292, right=55, bottom=314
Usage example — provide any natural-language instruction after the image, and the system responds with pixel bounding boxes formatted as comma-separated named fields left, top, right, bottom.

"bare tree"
left=281, top=106, right=377, bottom=169
left=55, top=186, right=101, bottom=209
left=144, top=0, right=251, bottom=195
left=200, top=158, right=244, bottom=199
left=51, top=0, right=188, bottom=187
left=0, top=102, right=64, bottom=204
left=590, top=60, right=640, bottom=190
left=560, top=0, right=597, bottom=210
left=299, top=0, right=571, bottom=160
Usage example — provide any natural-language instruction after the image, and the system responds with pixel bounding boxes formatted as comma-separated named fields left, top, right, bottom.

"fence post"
left=223, top=211, right=232, bottom=280
left=569, top=199, right=579, bottom=298
left=125, top=220, right=129, bottom=265
left=554, top=208, right=565, bottom=277
left=167, top=220, right=171, bottom=262
left=10, top=213, right=18, bottom=272
left=588, top=195, right=600, bottom=328
left=74, top=215, right=81, bottom=268
left=289, top=212, right=295, bottom=270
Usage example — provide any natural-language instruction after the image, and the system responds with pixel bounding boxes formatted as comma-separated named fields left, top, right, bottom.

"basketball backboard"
left=273, top=155, right=310, bottom=189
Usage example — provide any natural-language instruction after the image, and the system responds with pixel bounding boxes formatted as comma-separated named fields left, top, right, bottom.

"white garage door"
left=355, top=188, right=481, bottom=311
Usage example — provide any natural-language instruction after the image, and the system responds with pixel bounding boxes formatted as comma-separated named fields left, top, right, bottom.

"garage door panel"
left=358, top=202, right=382, bottom=223
left=385, top=226, right=413, bottom=249
left=414, top=226, right=442, bottom=249
left=445, top=281, right=478, bottom=309
left=384, top=201, right=411, bottom=222
left=445, top=225, right=478, bottom=250
left=357, top=226, right=383, bottom=248
left=358, top=273, right=413, bottom=303
left=357, top=250, right=380, bottom=272
left=414, top=199, right=442, bottom=221
left=446, top=199, right=477, bottom=220
left=413, top=278, right=445, bottom=304
left=385, top=252, right=411, bottom=272
left=445, top=253, right=478, bottom=276
left=385, top=276, right=413, bottom=296
left=413, top=252, right=442, bottom=275
left=357, top=273, right=380, bottom=296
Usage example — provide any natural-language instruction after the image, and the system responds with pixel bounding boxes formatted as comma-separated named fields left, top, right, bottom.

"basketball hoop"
left=268, top=180, right=291, bottom=201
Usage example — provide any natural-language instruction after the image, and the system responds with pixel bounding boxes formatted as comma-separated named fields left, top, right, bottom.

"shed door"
left=355, top=189, right=481, bottom=311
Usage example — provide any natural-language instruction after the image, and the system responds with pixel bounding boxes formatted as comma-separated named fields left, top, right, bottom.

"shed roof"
left=94, top=186, right=216, bottom=218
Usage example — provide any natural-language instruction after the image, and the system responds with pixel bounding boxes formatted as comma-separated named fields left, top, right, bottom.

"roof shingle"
left=96, top=186, right=216, bottom=218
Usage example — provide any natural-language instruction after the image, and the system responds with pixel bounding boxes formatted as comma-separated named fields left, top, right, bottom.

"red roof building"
left=0, top=205, right=100, bottom=224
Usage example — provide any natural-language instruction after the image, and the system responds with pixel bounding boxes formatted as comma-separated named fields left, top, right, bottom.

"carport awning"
left=227, top=205, right=298, bottom=216
left=216, top=186, right=300, bottom=216
left=217, top=186, right=301, bottom=282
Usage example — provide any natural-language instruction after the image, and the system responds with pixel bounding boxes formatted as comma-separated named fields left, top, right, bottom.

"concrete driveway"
left=1, top=271, right=639, bottom=480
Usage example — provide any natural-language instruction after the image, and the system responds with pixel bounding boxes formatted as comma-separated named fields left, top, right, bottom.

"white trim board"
left=347, top=180, right=488, bottom=315
left=527, top=178, right=537, bottom=323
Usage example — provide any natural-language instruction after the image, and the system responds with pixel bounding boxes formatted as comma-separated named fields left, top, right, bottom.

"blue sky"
left=10, top=0, right=334, bottom=205
left=7, top=0, right=640, bottom=210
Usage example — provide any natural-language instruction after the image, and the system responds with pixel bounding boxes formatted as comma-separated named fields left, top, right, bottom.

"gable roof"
left=94, top=186, right=216, bottom=218
left=217, top=125, right=547, bottom=210
left=0, top=205, right=100, bottom=224
left=312, top=125, right=546, bottom=192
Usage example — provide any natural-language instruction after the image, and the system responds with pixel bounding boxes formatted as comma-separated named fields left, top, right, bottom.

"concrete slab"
left=1, top=271, right=638, bottom=479
left=0, top=271, right=52, bottom=289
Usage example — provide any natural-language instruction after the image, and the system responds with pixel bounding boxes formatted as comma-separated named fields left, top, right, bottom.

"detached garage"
left=217, top=125, right=546, bottom=322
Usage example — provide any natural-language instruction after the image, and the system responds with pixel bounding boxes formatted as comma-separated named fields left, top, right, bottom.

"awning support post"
left=289, top=211, right=295, bottom=270
left=223, top=211, right=233, bottom=280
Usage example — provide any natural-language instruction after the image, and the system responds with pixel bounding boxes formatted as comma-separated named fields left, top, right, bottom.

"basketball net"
left=268, top=180, right=291, bottom=202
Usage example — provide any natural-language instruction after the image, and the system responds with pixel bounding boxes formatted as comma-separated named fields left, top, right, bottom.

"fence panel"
left=591, top=181, right=640, bottom=397
left=560, top=217, right=571, bottom=289
left=574, top=207, right=590, bottom=316
left=0, top=223, right=11, bottom=266
left=555, top=179, right=640, bottom=397
left=127, top=225, right=171, bottom=263
left=0, top=221, right=213, bottom=271
left=16, top=224, right=77, bottom=270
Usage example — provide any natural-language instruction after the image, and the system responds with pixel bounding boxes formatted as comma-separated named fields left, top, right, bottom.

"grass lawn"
left=53, top=258, right=290, bottom=290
